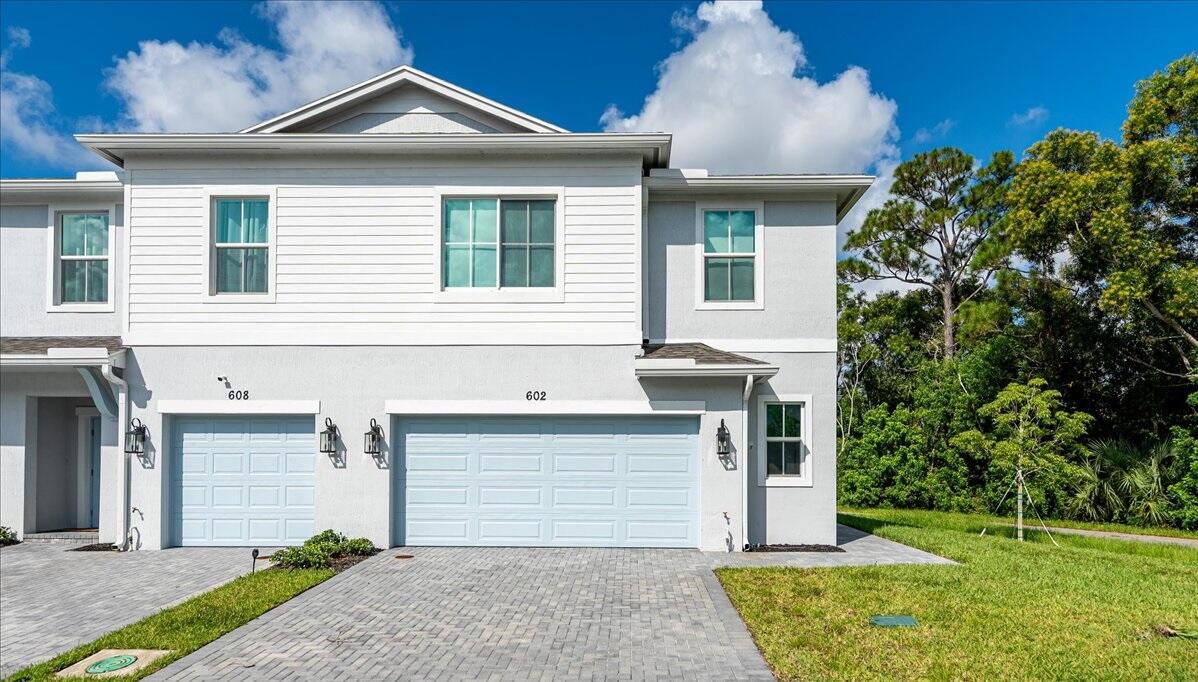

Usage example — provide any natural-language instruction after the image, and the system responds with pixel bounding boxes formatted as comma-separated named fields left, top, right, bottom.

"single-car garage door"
left=396, top=416, right=699, bottom=547
left=171, top=415, right=315, bottom=546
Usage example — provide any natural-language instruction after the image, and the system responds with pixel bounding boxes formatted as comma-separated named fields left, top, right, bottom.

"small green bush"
left=0, top=525, right=18, bottom=546
left=269, top=529, right=377, bottom=569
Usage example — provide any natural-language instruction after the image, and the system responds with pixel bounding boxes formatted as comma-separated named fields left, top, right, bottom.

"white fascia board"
left=74, top=133, right=672, bottom=168
left=645, top=174, right=873, bottom=221
left=240, top=65, right=568, bottom=134
left=634, top=363, right=780, bottom=378
left=0, top=354, right=115, bottom=367
left=0, top=178, right=124, bottom=202
left=384, top=400, right=706, bottom=415
left=156, top=400, right=321, bottom=415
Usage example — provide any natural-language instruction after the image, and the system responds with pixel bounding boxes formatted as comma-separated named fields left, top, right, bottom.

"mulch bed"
left=70, top=543, right=119, bottom=552
left=328, top=551, right=379, bottom=573
left=746, top=544, right=845, bottom=553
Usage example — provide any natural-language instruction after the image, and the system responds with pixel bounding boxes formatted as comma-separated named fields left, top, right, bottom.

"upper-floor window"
left=703, top=209, right=756, bottom=302
left=57, top=212, right=109, bottom=304
left=443, top=198, right=555, bottom=288
left=212, top=198, right=269, bottom=294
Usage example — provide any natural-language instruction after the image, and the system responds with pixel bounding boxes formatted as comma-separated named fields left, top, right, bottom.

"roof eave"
left=634, top=363, right=779, bottom=378
left=645, top=175, right=874, bottom=221
left=74, top=133, right=672, bottom=169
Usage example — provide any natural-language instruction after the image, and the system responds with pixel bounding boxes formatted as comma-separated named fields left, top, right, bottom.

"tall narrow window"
left=58, top=212, right=109, bottom=303
left=703, top=209, right=755, bottom=301
left=443, top=198, right=555, bottom=288
left=213, top=198, right=269, bottom=294
left=765, top=402, right=804, bottom=477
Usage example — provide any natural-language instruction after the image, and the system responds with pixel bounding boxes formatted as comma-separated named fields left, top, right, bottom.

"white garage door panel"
left=397, top=416, right=699, bottom=547
left=171, top=416, right=315, bottom=547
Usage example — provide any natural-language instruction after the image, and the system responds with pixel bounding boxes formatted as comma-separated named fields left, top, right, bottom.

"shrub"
left=270, top=529, right=377, bottom=569
left=0, top=526, right=18, bottom=546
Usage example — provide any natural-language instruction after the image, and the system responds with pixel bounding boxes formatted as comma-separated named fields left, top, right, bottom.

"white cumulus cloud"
left=1, top=28, right=104, bottom=169
left=1008, top=106, right=1048, bottom=128
left=912, top=118, right=955, bottom=144
left=105, top=0, right=413, bottom=132
left=601, top=0, right=898, bottom=176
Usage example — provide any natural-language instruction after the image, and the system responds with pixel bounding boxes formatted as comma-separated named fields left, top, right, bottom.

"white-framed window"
left=433, top=187, right=565, bottom=302
left=757, top=394, right=812, bottom=487
left=46, top=204, right=116, bottom=312
left=695, top=202, right=764, bottom=310
left=201, top=188, right=276, bottom=302
left=213, top=198, right=269, bottom=293
left=443, top=197, right=555, bottom=288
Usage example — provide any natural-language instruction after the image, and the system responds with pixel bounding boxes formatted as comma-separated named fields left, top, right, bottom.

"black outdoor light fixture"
left=124, top=417, right=147, bottom=454
left=716, top=419, right=732, bottom=456
left=319, top=417, right=339, bottom=455
left=364, top=418, right=384, bottom=456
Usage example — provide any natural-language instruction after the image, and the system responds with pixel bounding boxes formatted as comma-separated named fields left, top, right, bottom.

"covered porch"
left=0, top=337, right=128, bottom=544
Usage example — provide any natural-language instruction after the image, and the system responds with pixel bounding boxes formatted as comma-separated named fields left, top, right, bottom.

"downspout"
left=741, top=374, right=754, bottom=551
left=102, top=364, right=131, bottom=551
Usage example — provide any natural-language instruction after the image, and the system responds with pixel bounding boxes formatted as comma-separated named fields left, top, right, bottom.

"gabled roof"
left=240, top=65, right=567, bottom=134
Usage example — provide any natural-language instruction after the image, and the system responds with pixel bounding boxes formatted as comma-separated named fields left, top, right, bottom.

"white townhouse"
left=0, top=66, right=870, bottom=551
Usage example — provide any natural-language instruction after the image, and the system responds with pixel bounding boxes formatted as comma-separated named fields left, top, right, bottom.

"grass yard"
left=717, top=508, right=1198, bottom=681
left=4, top=567, right=332, bottom=682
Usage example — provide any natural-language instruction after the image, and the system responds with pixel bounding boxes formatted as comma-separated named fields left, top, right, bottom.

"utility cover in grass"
left=56, top=649, right=171, bottom=678
left=870, top=615, right=918, bottom=627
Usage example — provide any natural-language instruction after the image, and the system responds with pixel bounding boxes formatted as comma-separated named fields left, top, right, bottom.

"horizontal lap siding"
left=126, top=163, right=641, bottom=342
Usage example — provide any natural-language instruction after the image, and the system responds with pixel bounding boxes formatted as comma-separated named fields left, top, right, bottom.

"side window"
left=702, top=209, right=756, bottom=302
left=212, top=198, right=269, bottom=294
left=443, top=198, right=556, bottom=289
left=57, top=212, right=110, bottom=304
left=759, top=398, right=811, bottom=487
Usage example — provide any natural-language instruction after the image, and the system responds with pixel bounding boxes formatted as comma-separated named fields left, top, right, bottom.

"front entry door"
left=89, top=416, right=101, bottom=528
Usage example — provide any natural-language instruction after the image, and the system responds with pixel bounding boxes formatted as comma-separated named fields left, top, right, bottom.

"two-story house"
left=1, top=66, right=870, bottom=551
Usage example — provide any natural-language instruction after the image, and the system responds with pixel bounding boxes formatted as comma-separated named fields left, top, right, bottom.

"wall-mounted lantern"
left=124, top=418, right=148, bottom=454
left=319, top=417, right=339, bottom=455
left=716, top=419, right=731, bottom=456
left=364, top=418, right=383, bottom=456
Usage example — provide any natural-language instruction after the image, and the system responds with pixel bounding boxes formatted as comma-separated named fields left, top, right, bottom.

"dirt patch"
left=746, top=543, right=845, bottom=553
left=329, top=550, right=380, bottom=573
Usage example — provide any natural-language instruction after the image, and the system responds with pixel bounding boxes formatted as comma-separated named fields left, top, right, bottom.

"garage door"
left=171, top=416, right=315, bottom=546
left=396, top=416, right=699, bottom=547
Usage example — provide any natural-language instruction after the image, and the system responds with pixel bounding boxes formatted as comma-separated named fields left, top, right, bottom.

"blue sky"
left=1, top=0, right=1194, bottom=180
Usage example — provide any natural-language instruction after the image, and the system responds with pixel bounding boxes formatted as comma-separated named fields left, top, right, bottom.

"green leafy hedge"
left=269, top=529, right=377, bottom=569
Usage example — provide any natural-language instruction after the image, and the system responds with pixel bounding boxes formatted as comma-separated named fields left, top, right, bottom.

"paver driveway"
left=151, top=525, right=948, bottom=681
left=0, top=543, right=251, bottom=676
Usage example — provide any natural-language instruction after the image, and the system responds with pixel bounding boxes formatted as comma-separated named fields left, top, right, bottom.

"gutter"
left=101, top=364, right=133, bottom=551
left=741, top=374, right=754, bottom=551
left=634, top=363, right=779, bottom=378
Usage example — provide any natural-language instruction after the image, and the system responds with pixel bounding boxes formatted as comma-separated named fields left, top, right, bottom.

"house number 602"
left=526, top=391, right=547, bottom=401
left=228, top=390, right=250, bottom=400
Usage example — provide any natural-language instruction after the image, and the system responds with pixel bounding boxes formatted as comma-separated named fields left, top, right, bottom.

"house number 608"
left=526, top=391, right=546, bottom=401
left=228, top=390, right=250, bottom=400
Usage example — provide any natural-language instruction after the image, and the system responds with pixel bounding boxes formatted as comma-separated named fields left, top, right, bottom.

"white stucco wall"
left=122, top=345, right=769, bottom=551
left=0, top=202, right=124, bottom=337
left=644, top=199, right=837, bottom=343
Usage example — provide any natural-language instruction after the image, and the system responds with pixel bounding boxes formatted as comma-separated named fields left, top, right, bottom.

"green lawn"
left=717, top=508, right=1198, bottom=681
left=5, top=567, right=332, bottom=682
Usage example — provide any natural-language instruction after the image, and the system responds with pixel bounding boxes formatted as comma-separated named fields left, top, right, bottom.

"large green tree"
left=1005, top=55, right=1198, bottom=377
left=842, top=148, right=1014, bottom=358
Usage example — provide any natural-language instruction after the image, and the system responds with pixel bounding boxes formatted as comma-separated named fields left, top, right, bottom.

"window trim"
left=45, top=203, right=117, bottom=313
left=432, top=186, right=565, bottom=303
left=756, top=393, right=813, bottom=487
left=200, top=187, right=277, bottom=303
left=694, top=201, right=765, bottom=311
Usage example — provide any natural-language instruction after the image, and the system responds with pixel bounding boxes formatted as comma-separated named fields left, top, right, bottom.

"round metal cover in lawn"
left=85, top=655, right=138, bottom=675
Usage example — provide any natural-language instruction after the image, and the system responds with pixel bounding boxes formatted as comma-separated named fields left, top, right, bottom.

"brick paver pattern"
left=0, top=544, right=252, bottom=676
left=151, top=525, right=949, bottom=682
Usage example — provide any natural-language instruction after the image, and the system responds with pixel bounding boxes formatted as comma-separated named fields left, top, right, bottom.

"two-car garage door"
left=396, top=416, right=700, bottom=547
